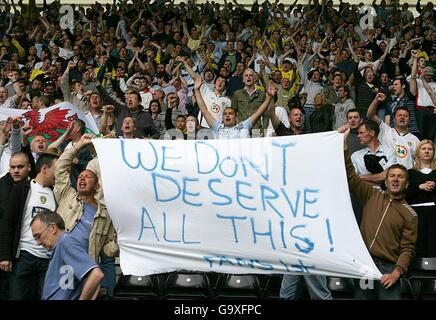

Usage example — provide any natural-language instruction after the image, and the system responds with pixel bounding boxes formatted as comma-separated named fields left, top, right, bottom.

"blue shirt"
left=69, top=203, right=96, bottom=249
left=42, top=234, right=98, bottom=300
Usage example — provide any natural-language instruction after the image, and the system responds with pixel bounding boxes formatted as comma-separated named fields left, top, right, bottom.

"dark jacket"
left=353, top=61, right=379, bottom=114
left=406, top=169, right=436, bottom=205
left=22, top=144, right=37, bottom=179
left=0, top=173, right=14, bottom=220
left=97, top=85, right=160, bottom=139
left=309, top=105, right=334, bottom=133
left=165, top=107, right=187, bottom=139
left=226, top=75, right=244, bottom=97
left=0, top=180, right=31, bottom=261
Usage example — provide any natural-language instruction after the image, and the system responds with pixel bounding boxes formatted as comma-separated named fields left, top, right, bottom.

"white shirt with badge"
left=19, top=180, right=56, bottom=259
left=351, top=143, right=397, bottom=176
left=378, top=121, right=420, bottom=170
left=198, top=83, right=232, bottom=128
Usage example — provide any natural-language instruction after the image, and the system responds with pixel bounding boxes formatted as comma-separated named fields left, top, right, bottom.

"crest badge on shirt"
left=40, top=196, right=47, bottom=204
left=396, top=145, right=408, bottom=158
left=211, top=103, right=220, bottom=114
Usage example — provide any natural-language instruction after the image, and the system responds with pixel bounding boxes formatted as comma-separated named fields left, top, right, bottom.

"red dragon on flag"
left=20, top=107, right=78, bottom=143
left=0, top=102, right=100, bottom=142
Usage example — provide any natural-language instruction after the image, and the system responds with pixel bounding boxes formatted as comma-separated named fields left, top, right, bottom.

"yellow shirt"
left=94, top=66, right=117, bottom=80
left=29, top=68, right=46, bottom=82
left=275, top=67, right=300, bottom=94
left=183, top=23, right=204, bottom=52
left=417, top=50, right=429, bottom=61
left=11, top=38, right=25, bottom=57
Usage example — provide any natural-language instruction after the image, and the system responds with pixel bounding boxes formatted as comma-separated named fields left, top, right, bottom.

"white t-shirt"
left=266, top=106, right=290, bottom=137
left=198, top=84, right=232, bottom=128
left=0, top=144, right=11, bottom=178
left=406, top=77, right=436, bottom=107
left=212, top=118, right=252, bottom=139
left=351, top=143, right=397, bottom=176
left=254, top=52, right=277, bottom=75
left=378, top=121, right=420, bottom=170
left=358, top=59, right=381, bottom=76
left=19, top=180, right=56, bottom=259
left=140, top=91, right=153, bottom=111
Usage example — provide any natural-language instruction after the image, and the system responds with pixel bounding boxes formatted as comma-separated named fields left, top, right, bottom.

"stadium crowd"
left=0, top=0, right=435, bottom=300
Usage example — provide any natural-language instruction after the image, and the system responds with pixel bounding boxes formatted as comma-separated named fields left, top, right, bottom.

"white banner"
left=93, top=132, right=382, bottom=279
left=0, top=102, right=99, bottom=143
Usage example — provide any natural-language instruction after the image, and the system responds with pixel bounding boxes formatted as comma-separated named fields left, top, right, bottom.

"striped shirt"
left=386, top=94, right=420, bottom=136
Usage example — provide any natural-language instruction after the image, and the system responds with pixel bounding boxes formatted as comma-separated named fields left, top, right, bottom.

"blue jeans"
left=280, top=274, right=332, bottom=300
left=99, top=256, right=116, bottom=296
left=354, top=260, right=401, bottom=300
left=9, top=250, right=49, bottom=300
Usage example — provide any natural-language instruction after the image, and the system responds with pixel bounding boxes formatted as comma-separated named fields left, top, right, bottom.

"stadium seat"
left=113, top=274, right=160, bottom=300
left=214, top=274, right=262, bottom=299
left=162, top=272, right=212, bottom=300
left=414, top=279, right=436, bottom=300
left=327, top=277, right=355, bottom=300
left=206, top=272, right=220, bottom=291
left=408, top=258, right=436, bottom=299
left=409, top=258, right=436, bottom=277
left=260, top=274, right=283, bottom=300
left=400, top=278, right=414, bottom=300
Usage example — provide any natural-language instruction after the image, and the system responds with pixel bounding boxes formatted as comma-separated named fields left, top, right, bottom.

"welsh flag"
left=0, top=102, right=100, bottom=143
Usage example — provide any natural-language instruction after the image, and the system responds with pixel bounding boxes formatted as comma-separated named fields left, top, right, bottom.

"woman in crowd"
left=148, top=99, right=166, bottom=138
left=406, top=140, right=436, bottom=258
